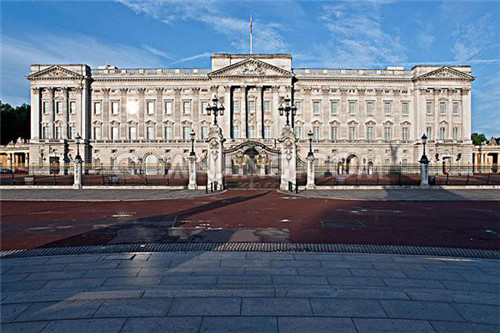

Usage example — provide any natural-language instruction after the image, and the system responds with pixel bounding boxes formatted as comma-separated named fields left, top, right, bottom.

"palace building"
left=27, top=53, right=475, bottom=175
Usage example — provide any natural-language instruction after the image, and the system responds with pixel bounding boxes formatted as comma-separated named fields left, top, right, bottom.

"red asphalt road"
left=1, top=190, right=499, bottom=251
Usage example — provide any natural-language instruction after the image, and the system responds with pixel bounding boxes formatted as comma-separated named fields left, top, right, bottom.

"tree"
left=0, top=102, right=30, bottom=145
left=471, top=132, right=487, bottom=146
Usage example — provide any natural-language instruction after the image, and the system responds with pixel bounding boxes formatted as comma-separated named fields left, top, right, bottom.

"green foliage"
left=1, top=102, right=30, bottom=145
left=471, top=132, right=487, bottom=146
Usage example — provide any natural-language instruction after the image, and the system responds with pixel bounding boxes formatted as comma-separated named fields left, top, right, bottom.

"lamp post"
left=278, top=95, right=297, bottom=127
left=187, top=130, right=197, bottom=190
left=75, top=134, right=82, bottom=161
left=363, top=157, right=367, bottom=173
left=206, top=94, right=225, bottom=126
left=307, top=130, right=314, bottom=158
left=73, top=133, right=83, bottom=189
left=306, top=130, right=315, bottom=189
left=189, top=130, right=196, bottom=157
left=419, top=133, right=430, bottom=187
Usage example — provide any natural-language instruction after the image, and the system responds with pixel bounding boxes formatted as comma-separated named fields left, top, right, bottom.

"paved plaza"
left=1, top=251, right=499, bottom=332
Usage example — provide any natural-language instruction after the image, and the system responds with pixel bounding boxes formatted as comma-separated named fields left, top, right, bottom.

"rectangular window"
left=402, top=102, right=409, bottom=116
left=264, top=126, right=271, bottom=139
left=146, top=127, right=155, bottom=140
left=201, top=126, right=209, bottom=139
left=331, top=102, right=338, bottom=115
left=111, top=127, right=119, bottom=140
left=129, top=127, right=137, bottom=140
left=233, top=100, right=240, bottom=112
left=56, top=101, right=62, bottom=114
left=56, top=127, right=63, bottom=139
left=248, top=100, right=255, bottom=113
left=69, top=126, right=75, bottom=139
left=453, top=102, right=459, bottom=115
left=349, top=127, right=356, bottom=141
left=439, top=127, right=445, bottom=140
left=164, top=126, right=172, bottom=140
left=264, top=100, right=270, bottom=114
left=440, top=102, right=446, bottom=115
left=384, top=127, right=392, bottom=141
left=43, top=102, right=49, bottom=114
left=294, top=126, right=302, bottom=139
left=402, top=127, right=409, bottom=141
left=111, top=102, right=119, bottom=115
left=232, top=125, right=240, bottom=139
left=248, top=125, right=255, bottom=138
left=201, top=101, right=208, bottom=115
left=313, top=126, right=320, bottom=140
left=384, top=102, right=391, bottom=115
left=183, top=101, right=191, bottom=114
left=42, top=126, right=49, bottom=139
left=70, top=101, right=76, bottom=114
left=426, top=101, right=432, bottom=115
left=164, top=101, right=172, bottom=115
left=94, top=102, right=101, bottom=115
left=349, top=102, right=356, bottom=115
left=366, top=101, right=374, bottom=115
left=93, top=127, right=101, bottom=140
left=183, top=126, right=191, bottom=140
left=426, top=126, right=432, bottom=140
left=453, top=127, right=458, bottom=140
left=331, top=127, right=338, bottom=141
left=313, top=102, right=320, bottom=115
left=147, top=101, right=155, bottom=115
left=366, top=126, right=374, bottom=141
left=295, top=101, right=302, bottom=114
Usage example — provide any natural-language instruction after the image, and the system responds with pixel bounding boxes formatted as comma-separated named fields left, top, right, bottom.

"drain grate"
left=1, top=243, right=498, bottom=260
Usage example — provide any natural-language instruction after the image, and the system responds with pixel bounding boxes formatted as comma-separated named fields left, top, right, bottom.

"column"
left=63, top=87, right=70, bottom=139
left=241, top=85, right=247, bottom=138
left=174, top=88, right=182, bottom=139
left=156, top=88, right=164, bottom=140
left=120, top=88, right=128, bottom=140
left=81, top=84, right=90, bottom=145
left=188, top=154, right=197, bottom=190
left=192, top=87, right=200, bottom=139
left=138, top=88, right=146, bottom=139
left=30, top=87, right=41, bottom=139
left=462, top=88, right=472, bottom=142
left=272, top=85, right=280, bottom=138
left=48, top=88, right=55, bottom=139
left=223, top=85, right=232, bottom=138
left=304, top=88, right=312, bottom=135
left=434, top=89, right=439, bottom=141
left=321, top=87, right=329, bottom=140
left=256, top=85, right=263, bottom=138
left=102, top=88, right=110, bottom=140
left=306, top=153, right=316, bottom=190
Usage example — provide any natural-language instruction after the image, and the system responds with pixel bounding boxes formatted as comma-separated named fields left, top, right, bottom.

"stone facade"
left=27, top=53, right=475, bottom=173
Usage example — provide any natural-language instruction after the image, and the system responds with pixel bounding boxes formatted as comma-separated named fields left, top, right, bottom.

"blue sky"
left=1, top=0, right=499, bottom=137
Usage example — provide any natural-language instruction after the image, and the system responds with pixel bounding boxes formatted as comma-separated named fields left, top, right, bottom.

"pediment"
left=415, top=66, right=475, bottom=81
left=28, top=65, right=85, bottom=80
left=209, top=58, right=292, bottom=78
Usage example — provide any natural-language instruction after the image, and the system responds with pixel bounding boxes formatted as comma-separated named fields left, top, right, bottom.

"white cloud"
left=142, top=45, right=173, bottom=60
left=452, top=14, right=495, bottom=62
left=116, top=0, right=287, bottom=53
left=172, top=52, right=211, bottom=64
left=317, top=2, right=407, bottom=68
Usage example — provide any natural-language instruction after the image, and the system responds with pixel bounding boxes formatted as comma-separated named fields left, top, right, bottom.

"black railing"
left=288, top=181, right=299, bottom=193
left=206, top=181, right=225, bottom=193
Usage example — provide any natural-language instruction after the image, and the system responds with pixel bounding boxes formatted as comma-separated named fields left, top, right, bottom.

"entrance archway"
left=346, top=155, right=360, bottom=174
left=144, top=155, right=158, bottom=175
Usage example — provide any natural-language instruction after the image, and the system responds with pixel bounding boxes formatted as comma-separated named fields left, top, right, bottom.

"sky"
left=0, top=0, right=499, bottom=137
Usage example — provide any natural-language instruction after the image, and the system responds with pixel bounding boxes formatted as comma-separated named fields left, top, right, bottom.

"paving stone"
left=245, top=268, right=297, bottom=275
left=297, top=267, right=351, bottom=277
left=372, top=263, right=427, bottom=270
left=403, top=270, right=464, bottom=281
left=14, top=300, right=103, bottom=322
left=138, top=267, right=192, bottom=276
left=1, top=303, right=31, bottom=323
left=148, top=252, right=202, bottom=261
left=430, top=321, right=500, bottom=333
left=407, top=290, right=500, bottom=306
left=353, top=318, right=436, bottom=332
left=1, top=281, right=48, bottom=292
left=67, top=290, right=144, bottom=301
left=379, top=300, right=463, bottom=321
left=383, top=278, right=445, bottom=289
left=122, top=317, right=202, bottom=333
left=197, top=252, right=247, bottom=260
left=1, top=291, right=78, bottom=304
left=102, top=254, right=135, bottom=260
left=221, top=259, right=271, bottom=267
left=343, top=254, right=396, bottom=262
left=43, top=278, right=105, bottom=290
left=119, top=260, right=172, bottom=268
left=191, top=268, right=246, bottom=276
left=327, top=276, right=385, bottom=287
left=40, top=318, right=126, bottom=333
left=321, top=261, right=373, bottom=269
left=0, top=321, right=48, bottom=333
left=83, top=268, right=141, bottom=278
left=170, top=259, right=221, bottom=268
left=64, top=262, right=119, bottom=271
left=271, top=260, right=320, bottom=268
left=1, top=258, right=49, bottom=267
left=272, top=275, right=328, bottom=285
left=5, top=264, right=67, bottom=275
left=246, top=252, right=294, bottom=260
left=161, top=276, right=217, bottom=285
left=294, top=253, right=344, bottom=261
left=25, top=270, right=87, bottom=281
left=102, top=277, right=161, bottom=287
left=311, top=299, right=386, bottom=317
left=452, top=303, right=500, bottom=325
left=93, top=298, right=173, bottom=318
left=350, top=269, right=406, bottom=278
left=440, top=280, right=498, bottom=293
left=242, top=298, right=312, bottom=316
left=279, top=317, right=356, bottom=333
left=168, top=297, right=241, bottom=316
left=45, top=255, right=103, bottom=264
left=200, top=316, right=277, bottom=333
left=217, top=275, right=272, bottom=285
left=143, top=289, right=274, bottom=298
left=459, top=272, right=500, bottom=284
left=1, top=273, right=29, bottom=283
left=286, top=288, right=409, bottom=300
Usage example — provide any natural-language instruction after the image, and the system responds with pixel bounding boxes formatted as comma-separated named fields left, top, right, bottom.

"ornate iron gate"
left=223, top=141, right=281, bottom=189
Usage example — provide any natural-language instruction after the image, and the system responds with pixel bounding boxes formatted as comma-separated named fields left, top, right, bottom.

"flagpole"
left=250, top=14, right=253, bottom=54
